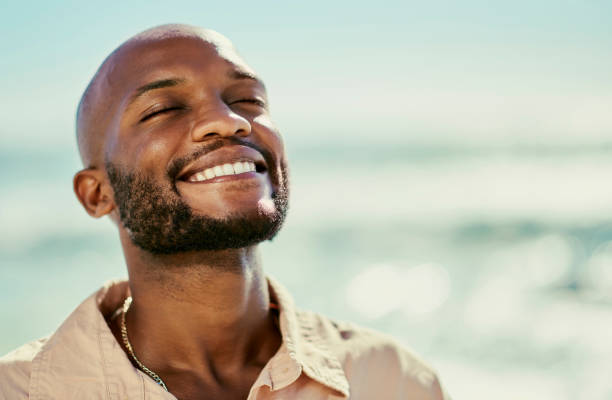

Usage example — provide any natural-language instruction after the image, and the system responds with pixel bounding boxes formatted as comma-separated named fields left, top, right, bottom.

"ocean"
left=2, top=142, right=612, bottom=399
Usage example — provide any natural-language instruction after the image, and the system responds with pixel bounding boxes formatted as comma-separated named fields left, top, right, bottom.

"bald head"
left=76, top=24, right=243, bottom=167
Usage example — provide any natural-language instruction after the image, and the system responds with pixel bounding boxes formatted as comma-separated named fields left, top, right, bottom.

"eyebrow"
left=127, top=78, right=186, bottom=107
left=228, top=69, right=265, bottom=87
left=126, top=70, right=264, bottom=108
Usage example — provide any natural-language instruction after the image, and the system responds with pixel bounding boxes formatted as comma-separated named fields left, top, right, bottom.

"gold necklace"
left=120, top=296, right=280, bottom=393
left=120, top=296, right=169, bottom=391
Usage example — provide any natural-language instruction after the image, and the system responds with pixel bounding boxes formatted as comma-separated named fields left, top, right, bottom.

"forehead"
left=103, top=35, right=256, bottom=97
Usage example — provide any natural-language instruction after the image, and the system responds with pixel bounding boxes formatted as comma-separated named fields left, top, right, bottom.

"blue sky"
left=1, top=0, right=611, bottom=150
left=2, top=6, right=612, bottom=397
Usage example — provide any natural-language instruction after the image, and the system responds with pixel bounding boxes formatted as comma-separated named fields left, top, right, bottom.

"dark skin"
left=73, top=27, right=285, bottom=400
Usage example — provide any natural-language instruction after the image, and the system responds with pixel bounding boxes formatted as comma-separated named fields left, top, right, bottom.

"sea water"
left=2, top=143, right=612, bottom=399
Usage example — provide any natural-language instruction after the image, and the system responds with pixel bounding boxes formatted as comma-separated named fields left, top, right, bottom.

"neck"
left=117, top=232, right=281, bottom=387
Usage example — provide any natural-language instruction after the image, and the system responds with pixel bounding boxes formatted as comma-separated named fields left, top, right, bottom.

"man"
left=0, top=24, right=449, bottom=399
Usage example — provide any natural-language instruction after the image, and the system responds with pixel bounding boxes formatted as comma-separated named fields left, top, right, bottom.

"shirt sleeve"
left=329, top=320, right=451, bottom=400
left=0, top=338, right=47, bottom=400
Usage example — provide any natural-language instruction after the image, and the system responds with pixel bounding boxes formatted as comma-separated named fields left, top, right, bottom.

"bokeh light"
left=2, top=1, right=612, bottom=399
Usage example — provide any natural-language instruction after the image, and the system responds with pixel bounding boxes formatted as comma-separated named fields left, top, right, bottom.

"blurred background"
left=1, top=1, right=612, bottom=398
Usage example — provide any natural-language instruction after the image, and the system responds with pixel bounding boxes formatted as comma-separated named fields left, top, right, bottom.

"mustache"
left=166, top=137, right=273, bottom=181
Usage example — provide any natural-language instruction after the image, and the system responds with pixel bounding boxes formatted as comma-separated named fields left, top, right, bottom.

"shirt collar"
left=29, top=279, right=150, bottom=400
left=29, top=277, right=349, bottom=399
left=268, top=276, right=350, bottom=397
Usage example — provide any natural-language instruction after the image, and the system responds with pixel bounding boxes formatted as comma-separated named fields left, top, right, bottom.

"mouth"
left=184, top=159, right=263, bottom=183
left=176, top=146, right=268, bottom=184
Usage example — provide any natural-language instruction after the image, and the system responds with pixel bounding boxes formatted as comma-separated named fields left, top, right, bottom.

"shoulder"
left=297, top=310, right=450, bottom=400
left=0, top=337, right=48, bottom=399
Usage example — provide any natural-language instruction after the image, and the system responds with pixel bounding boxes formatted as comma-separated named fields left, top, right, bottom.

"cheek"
left=252, top=116, right=287, bottom=192
left=252, top=114, right=285, bottom=156
left=134, top=138, right=173, bottom=169
left=252, top=113, right=273, bottom=127
left=119, top=120, right=187, bottom=171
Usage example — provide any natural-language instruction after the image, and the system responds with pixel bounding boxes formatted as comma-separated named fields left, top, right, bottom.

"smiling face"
left=75, top=26, right=289, bottom=254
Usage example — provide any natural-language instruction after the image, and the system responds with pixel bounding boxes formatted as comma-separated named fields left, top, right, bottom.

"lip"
left=176, top=145, right=267, bottom=182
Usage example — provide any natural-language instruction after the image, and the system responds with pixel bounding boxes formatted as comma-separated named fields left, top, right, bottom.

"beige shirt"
left=0, top=278, right=450, bottom=400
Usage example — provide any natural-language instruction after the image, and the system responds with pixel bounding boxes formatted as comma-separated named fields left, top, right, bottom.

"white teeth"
left=204, top=168, right=215, bottom=179
left=189, top=160, right=259, bottom=182
left=233, top=162, right=245, bottom=174
left=243, top=161, right=255, bottom=172
left=222, top=163, right=234, bottom=175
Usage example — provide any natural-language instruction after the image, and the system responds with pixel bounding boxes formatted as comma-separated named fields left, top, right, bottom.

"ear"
left=73, top=168, right=116, bottom=218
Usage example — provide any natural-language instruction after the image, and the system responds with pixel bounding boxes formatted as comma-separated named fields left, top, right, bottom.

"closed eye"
left=232, top=98, right=267, bottom=108
left=140, top=106, right=183, bottom=122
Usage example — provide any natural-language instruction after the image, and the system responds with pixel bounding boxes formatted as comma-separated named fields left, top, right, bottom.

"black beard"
left=105, top=162, right=289, bottom=255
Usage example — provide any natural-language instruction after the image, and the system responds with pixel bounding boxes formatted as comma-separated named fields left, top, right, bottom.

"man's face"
left=99, top=34, right=288, bottom=254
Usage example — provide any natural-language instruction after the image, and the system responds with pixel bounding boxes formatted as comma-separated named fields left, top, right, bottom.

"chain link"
left=121, top=297, right=169, bottom=391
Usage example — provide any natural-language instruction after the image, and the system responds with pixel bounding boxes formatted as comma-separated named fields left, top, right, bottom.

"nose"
left=190, top=103, right=251, bottom=141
